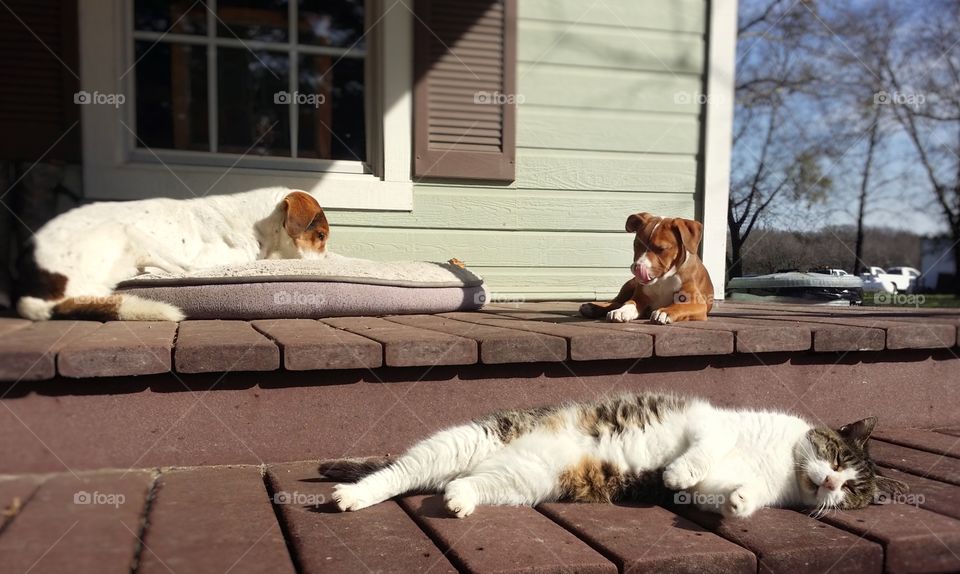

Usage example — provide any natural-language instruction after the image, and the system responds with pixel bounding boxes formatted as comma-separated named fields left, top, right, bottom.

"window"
left=79, top=0, right=413, bottom=209
left=131, top=0, right=366, bottom=168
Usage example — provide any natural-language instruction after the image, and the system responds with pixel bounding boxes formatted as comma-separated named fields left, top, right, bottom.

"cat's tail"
left=17, top=294, right=185, bottom=322
left=318, top=457, right=391, bottom=481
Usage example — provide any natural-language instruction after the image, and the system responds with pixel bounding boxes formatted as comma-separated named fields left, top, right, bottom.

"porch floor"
left=2, top=428, right=959, bottom=574
left=1, top=301, right=959, bottom=381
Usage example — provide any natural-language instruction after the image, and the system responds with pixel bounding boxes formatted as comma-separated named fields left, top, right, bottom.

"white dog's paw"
left=723, top=487, right=758, bottom=518
left=650, top=308, right=673, bottom=325
left=443, top=481, right=478, bottom=518
left=663, top=459, right=705, bottom=491
left=607, top=305, right=640, bottom=323
left=332, top=483, right=376, bottom=512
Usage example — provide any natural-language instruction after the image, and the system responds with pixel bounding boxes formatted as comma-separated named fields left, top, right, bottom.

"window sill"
left=83, top=160, right=414, bottom=210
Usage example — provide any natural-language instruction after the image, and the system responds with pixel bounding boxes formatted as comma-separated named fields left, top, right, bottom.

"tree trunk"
left=728, top=234, right=745, bottom=278
left=854, top=112, right=881, bottom=275
left=953, top=229, right=960, bottom=296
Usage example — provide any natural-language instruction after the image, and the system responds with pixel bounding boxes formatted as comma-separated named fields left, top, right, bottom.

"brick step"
left=3, top=352, right=960, bottom=474
left=3, top=437, right=960, bottom=574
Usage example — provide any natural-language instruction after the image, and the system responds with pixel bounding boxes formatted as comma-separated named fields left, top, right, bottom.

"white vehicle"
left=811, top=268, right=851, bottom=277
left=860, top=266, right=920, bottom=294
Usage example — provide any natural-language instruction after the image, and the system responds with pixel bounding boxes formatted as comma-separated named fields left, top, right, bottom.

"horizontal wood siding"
left=331, top=0, right=707, bottom=299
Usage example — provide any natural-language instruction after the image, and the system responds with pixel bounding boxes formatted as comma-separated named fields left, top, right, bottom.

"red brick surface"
left=252, top=319, right=382, bottom=370
left=539, top=502, right=756, bottom=574
left=0, top=321, right=101, bottom=380
left=174, top=320, right=280, bottom=373
left=681, top=507, right=883, bottom=574
left=57, top=321, right=177, bottom=377
left=323, top=316, right=477, bottom=367
left=268, top=462, right=456, bottom=573
left=821, top=503, right=960, bottom=574
left=2, top=302, right=960, bottom=379
left=442, top=312, right=654, bottom=361
left=385, top=314, right=567, bottom=364
left=0, top=471, right=153, bottom=574
left=400, top=494, right=617, bottom=573
left=140, top=466, right=295, bottom=574
left=871, top=440, right=960, bottom=485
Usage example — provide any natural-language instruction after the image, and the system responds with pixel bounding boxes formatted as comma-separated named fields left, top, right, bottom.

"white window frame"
left=78, top=0, right=413, bottom=210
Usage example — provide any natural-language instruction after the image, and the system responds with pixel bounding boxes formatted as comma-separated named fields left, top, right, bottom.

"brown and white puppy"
left=580, top=212, right=713, bottom=324
left=18, top=187, right=329, bottom=321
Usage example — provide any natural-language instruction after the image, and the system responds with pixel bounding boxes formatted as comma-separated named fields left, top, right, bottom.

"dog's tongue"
left=635, top=265, right=652, bottom=283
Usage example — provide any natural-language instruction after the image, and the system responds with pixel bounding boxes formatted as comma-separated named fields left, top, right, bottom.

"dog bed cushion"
left=116, top=254, right=486, bottom=319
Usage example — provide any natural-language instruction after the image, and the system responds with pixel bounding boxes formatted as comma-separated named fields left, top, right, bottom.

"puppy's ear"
left=672, top=218, right=703, bottom=254
left=625, top=212, right=655, bottom=233
left=281, top=191, right=328, bottom=238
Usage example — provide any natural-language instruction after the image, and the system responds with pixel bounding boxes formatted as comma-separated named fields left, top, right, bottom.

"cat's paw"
left=332, top=483, right=376, bottom=512
left=723, top=487, right=758, bottom=518
left=650, top=308, right=673, bottom=325
left=443, top=481, right=478, bottom=518
left=607, top=305, right=640, bottom=323
left=663, top=459, right=705, bottom=491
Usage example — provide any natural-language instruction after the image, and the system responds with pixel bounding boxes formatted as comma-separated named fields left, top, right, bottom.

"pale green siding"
left=331, top=0, right=707, bottom=300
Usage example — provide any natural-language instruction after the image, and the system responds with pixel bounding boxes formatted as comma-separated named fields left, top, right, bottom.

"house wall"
left=329, top=0, right=708, bottom=300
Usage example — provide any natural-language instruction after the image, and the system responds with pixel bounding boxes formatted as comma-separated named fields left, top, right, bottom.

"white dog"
left=17, top=187, right=329, bottom=321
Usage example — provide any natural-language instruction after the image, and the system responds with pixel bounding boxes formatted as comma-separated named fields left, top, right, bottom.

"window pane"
left=298, top=55, right=365, bottom=161
left=299, top=0, right=365, bottom=50
left=218, top=0, right=288, bottom=43
left=218, top=49, right=290, bottom=156
left=134, top=0, right=207, bottom=35
left=134, top=42, right=209, bottom=151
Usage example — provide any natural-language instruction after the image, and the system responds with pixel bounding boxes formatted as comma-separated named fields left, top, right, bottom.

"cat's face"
left=795, top=417, right=908, bottom=513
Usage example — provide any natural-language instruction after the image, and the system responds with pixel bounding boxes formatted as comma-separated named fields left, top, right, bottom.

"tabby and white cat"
left=327, top=393, right=907, bottom=518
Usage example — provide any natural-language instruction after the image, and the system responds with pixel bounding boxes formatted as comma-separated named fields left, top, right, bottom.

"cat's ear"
left=873, top=474, right=909, bottom=504
left=838, top=417, right=877, bottom=447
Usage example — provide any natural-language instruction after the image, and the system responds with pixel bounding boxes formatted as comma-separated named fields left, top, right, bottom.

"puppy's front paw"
left=650, top=308, right=673, bottom=325
left=723, top=487, right=758, bottom=518
left=607, top=305, right=640, bottom=323
left=579, top=302, right=603, bottom=318
left=332, top=483, right=376, bottom=512
left=663, top=459, right=705, bottom=491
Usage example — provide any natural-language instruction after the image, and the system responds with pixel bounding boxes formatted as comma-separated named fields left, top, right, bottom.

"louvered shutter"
left=413, top=0, right=516, bottom=181
left=0, top=0, right=80, bottom=161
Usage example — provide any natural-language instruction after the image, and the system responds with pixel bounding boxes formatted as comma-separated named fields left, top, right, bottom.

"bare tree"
left=727, top=0, right=833, bottom=278
left=883, top=0, right=960, bottom=291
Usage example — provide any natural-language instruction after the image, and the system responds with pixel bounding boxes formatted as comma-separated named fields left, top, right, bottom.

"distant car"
left=860, top=266, right=919, bottom=294
left=811, top=268, right=851, bottom=277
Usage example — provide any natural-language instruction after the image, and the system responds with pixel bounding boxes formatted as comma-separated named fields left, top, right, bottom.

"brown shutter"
left=0, top=0, right=80, bottom=162
left=413, top=0, right=516, bottom=181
